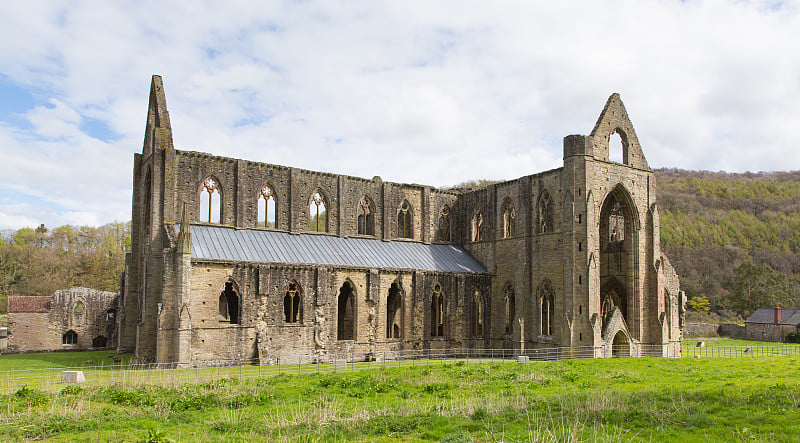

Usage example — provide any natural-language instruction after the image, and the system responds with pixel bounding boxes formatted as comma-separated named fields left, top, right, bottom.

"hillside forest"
left=1, top=169, right=798, bottom=321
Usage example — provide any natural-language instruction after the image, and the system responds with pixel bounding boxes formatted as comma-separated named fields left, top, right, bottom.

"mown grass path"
left=1, top=354, right=800, bottom=442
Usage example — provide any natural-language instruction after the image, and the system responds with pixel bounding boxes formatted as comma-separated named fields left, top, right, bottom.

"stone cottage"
left=118, top=75, right=684, bottom=365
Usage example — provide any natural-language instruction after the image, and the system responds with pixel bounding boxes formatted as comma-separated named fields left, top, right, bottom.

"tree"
left=686, top=296, right=711, bottom=313
left=724, top=261, right=795, bottom=318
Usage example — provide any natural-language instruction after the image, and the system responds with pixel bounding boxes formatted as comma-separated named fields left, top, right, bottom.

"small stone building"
left=745, top=307, right=800, bottom=342
left=7, top=288, right=118, bottom=352
left=119, top=76, right=684, bottom=365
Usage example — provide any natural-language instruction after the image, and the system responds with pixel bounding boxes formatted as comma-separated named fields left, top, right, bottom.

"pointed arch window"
left=431, top=284, right=444, bottom=337
left=386, top=282, right=402, bottom=338
left=471, top=209, right=483, bottom=242
left=357, top=196, right=375, bottom=236
left=337, top=281, right=356, bottom=340
left=538, top=191, right=553, bottom=234
left=219, top=281, right=240, bottom=324
left=471, top=290, right=483, bottom=337
left=502, top=200, right=516, bottom=238
left=309, top=191, right=328, bottom=232
left=200, top=177, right=222, bottom=224
left=284, top=281, right=302, bottom=323
left=504, top=284, right=515, bottom=335
left=664, top=290, right=671, bottom=340
left=538, top=280, right=554, bottom=336
left=437, top=205, right=451, bottom=243
left=397, top=200, right=413, bottom=239
left=258, top=184, right=276, bottom=228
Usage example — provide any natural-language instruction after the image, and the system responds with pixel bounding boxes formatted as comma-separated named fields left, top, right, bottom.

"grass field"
left=2, top=350, right=800, bottom=441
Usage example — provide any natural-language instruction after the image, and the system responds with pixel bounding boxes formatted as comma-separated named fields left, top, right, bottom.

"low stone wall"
left=718, top=323, right=746, bottom=339
left=684, top=323, right=719, bottom=338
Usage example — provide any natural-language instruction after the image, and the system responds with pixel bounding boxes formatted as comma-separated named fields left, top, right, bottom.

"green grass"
left=0, top=350, right=132, bottom=371
left=2, top=355, right=800, bottom=441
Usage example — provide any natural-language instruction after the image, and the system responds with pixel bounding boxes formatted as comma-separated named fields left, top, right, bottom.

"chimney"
left=774, top=305, right=781, bottom=324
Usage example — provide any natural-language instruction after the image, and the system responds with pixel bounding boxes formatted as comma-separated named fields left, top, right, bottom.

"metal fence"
left=2, top=343, right=799, bottom=395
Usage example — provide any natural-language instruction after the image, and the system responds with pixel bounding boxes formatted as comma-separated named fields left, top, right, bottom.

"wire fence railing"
left=2, top=343, right=799, bottom=395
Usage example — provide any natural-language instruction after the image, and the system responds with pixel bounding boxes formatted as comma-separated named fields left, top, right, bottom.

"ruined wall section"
left=429, top=190, right=459, bottom=244
left=8, top=289, right=117, bottom=353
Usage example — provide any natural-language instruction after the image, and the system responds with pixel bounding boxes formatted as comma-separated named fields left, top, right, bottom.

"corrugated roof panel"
left=184, top=224, right=486, bottom=273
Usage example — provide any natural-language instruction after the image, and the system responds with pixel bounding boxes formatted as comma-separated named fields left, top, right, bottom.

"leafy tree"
left=686, top=296, right=711, bottom=313
left=724, top=261, right=794, bottom=318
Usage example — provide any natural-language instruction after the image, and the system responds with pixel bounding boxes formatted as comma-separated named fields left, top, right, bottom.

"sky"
left=1, top=0, right=799, bottom=231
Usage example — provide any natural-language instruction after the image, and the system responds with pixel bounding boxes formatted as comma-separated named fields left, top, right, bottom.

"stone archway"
left=612, top=330, right=630, bottom=357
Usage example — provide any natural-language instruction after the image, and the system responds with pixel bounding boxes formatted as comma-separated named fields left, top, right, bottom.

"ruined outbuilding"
left=119, top=75, right=684, bottom=365
left=7, top=287, right=118, bottom=352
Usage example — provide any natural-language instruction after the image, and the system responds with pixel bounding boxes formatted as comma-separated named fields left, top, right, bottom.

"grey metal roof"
left=181, top=224, right=487, bottom=274
left=745, top=308, right=800, bottom=325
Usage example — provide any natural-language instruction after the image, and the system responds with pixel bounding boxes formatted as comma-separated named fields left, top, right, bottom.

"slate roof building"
left=119, top=76, right=684, bottom=365
left=745, top=307, right=800, bottom=342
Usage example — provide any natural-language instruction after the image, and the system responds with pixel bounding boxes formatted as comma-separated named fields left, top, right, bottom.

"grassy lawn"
left=0, top=350, right=132, bottom=371
left=1, top=354, right=800, bottom=441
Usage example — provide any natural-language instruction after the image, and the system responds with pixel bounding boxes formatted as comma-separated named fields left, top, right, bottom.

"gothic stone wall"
left=153, top=260, right=491, bottom=364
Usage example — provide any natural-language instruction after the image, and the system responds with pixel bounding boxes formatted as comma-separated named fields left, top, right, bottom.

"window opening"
left=200, top=177, right=221, bottom=223
left=258, top=184, right=276, bottom=228
left=74, top=301, right=85, bottom=314
left=538, top=191, right=553, bottom=233
left=284, top=281, right=302, bottom=323
left=471, top=210, right=483, bottom=242
left=539, top=280, right=555, bottom=336
left=609, top=131, right=624, bottom=163
left=357, top=196, right=375, bottom=235
left=219, top=282, right=239, bottom=324
left=143, top=170, right=152, bottom=230
left=386, top=282, right=402, bottom=338
left=62, top=330, right=78, bottom=345
left=431, top=284, right=444, bottom=337
left=471, top=290, right=483, bottom=337
left=337, top=281, right=355, bottom=340
left=92, top=336, right=107, bottom=347
left=504, top=284, right=515, bottom=335
left=397, top=200, right=413, bottom=238
left=309, top=191, right=327, bottom=232
left=438, top=205, right=451, bottom=242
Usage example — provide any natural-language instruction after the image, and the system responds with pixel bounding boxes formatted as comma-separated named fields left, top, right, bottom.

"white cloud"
left=1, top=0, right=800, bottom=229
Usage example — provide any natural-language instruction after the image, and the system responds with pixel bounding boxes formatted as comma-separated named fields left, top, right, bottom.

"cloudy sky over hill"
left=1, top=1, right=799, bottom=230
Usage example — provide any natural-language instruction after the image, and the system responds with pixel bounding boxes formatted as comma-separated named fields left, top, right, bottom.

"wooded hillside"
left=655, top=169, right=799, bottom=319
left=0, top=222, right=129, bottom=315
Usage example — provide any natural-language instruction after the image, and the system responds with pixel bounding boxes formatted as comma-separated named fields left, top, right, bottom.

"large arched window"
left=430, top=284, right=444, bottom=337
left=62, top=330, right=78, bottom=345
left=219, top=281, right=240, bottom=324
left=471, top=208, right=483, bottom=242
left=386, top=282, right=403, bottom=339
left=284, top=281, right=302, bottom=323
left=504, top=284, right=515, bottom=335
left=471, top=290, right=483, bottom=337
left=309, top=191, right=328, bottom=232
left=357, top=196, right=375, bottom=236
left=397, top=200, right=413, bottom=239
left=258, top=184, right=276, bottom=228
left=538, top=190, right=553, bottom=234
left=538, top=280, right=555, bottom=336
left=437, top=205, right=451, bottom=243
left=502, top=199, right=515, bottom=239
left=604, top=193, right=625, bottom=247
left=337, top=281, right=356, bottom=340
left=200, top=176, right=222, bottom=224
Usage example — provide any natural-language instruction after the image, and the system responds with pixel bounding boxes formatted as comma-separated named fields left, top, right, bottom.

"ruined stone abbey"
left=118, top=75, right=684, bottom=364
